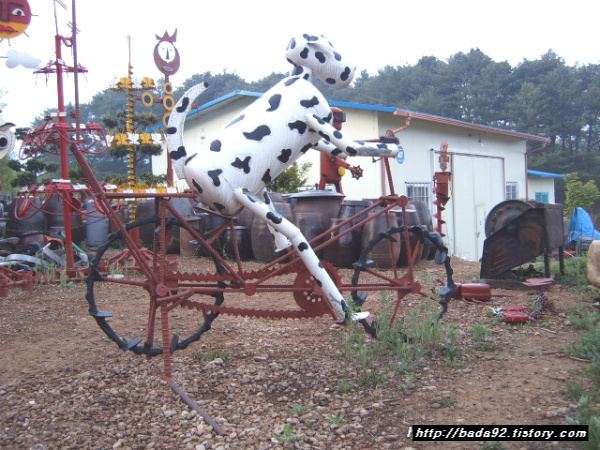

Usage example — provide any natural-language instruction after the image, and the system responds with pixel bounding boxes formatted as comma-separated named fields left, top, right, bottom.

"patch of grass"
left=472, top=341, right=502, bottom=352
left=337, top=379, right=355, bottom=393
left=193, top=349, right=230, bottom=363
left=340, top=294, right=464, bottom=386
left=358, top=369, right=387, bottom=388
left=429, top=396, right=457, bottom=408
left=273, top=423, right=305, bottom=443
left=564, top=381, right=585, bottom=402
left=469, top=321, right=494, bottom=341
left=288, top=404, right=307, bottom=416
left=566, top=325, right=600, bottom=382
left=327, top=413, right=347, bottom=426
left=566, top=395, right=600, bottom=450
left=567, top=306, right=600, bottom=331
left=552, top=255, right=592, bottom=290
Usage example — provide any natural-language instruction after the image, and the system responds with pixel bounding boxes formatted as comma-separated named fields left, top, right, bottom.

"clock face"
left=157, top=41, right=176, bottom=63
left=154, top=39, right=180, bottom=75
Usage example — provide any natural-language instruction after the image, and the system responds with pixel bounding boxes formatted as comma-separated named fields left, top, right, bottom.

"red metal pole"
left=54, top=35, right=76, bottom=275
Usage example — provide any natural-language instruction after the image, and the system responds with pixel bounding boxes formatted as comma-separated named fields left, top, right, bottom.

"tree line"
left=5, top=48, right=600, bottom=205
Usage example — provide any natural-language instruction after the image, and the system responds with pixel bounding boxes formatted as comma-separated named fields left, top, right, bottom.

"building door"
left=449, top=154, right=505, bottom=261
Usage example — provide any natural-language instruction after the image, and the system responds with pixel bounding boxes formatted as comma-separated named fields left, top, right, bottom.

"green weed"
left=193, top=349, right=230, bottom=363
left=273, top=423, right=305, bottom=443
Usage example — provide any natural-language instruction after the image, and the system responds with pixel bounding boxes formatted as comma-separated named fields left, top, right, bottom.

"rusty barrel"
left=222, top=226, right=253, bottom=260
left=251, top=201, right=294, bottom=262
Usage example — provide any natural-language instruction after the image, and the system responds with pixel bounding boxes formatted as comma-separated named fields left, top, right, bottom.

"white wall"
left=527, top=177, right=558, bottom=203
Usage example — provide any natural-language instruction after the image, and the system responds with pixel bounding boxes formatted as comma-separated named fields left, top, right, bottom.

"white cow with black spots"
left=167, top=33, right=401, bottom=322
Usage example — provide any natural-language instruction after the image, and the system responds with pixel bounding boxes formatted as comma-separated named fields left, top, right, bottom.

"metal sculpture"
left=78, top=33, right=456, bottom=433
left=166, top=33, right=404, bottom=321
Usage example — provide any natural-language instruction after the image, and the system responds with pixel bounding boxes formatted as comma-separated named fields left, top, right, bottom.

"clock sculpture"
left=153, top=30, right=180, bottom=77
left=151, top=30, right=181, bottom=184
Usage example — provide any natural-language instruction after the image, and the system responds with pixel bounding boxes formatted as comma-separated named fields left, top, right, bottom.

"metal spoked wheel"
left=85, top=215, right=225, bottom=357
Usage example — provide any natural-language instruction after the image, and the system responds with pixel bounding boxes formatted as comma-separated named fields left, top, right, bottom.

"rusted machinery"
left=480, top=200, right=565, bottom=279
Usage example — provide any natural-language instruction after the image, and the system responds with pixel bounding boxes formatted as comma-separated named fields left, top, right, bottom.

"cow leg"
left=234, top=188, right=355, bottom=321
left=259, top=189, right=291, bottom=252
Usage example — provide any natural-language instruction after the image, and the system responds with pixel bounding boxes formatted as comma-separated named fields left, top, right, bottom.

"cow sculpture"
left=166, top=33, right=402, bottom=322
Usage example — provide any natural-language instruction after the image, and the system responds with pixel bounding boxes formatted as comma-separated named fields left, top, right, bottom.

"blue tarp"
left=565, top=207, right=600, bottom=246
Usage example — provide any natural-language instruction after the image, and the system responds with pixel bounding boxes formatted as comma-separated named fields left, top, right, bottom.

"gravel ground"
left=0, top=257, right=592, bottom=450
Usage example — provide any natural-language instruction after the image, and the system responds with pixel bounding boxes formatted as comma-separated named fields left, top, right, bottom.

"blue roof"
left=148, top=89, right=545, bottom=142
left=527, top=170, right=569, bottom=179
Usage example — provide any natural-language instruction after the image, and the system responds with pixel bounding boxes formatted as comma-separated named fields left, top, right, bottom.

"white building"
left=153, top=90, right=558, bottom=261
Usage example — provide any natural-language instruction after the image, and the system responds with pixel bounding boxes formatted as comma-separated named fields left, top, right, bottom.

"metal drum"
left=251, top=202, right=294, bottom=262
left=222, top=226, right=253, bottom=260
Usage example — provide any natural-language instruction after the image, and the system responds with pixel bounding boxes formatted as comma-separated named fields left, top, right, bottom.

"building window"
left=405, top=182, right=430, bottom=203
left=505, top=182, right=518, bottom=200
left=535, top=192, right=549, bottom=203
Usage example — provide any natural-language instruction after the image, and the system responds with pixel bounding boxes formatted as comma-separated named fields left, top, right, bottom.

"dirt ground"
left=0, top=252, right=595, bottom=450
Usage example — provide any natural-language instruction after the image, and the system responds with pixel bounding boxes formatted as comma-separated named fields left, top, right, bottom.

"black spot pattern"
left=214, top=202, right=225, bottom=212
left=243, top=125, right=271, bottom=141
left=278, top=148, right=292, bottom=163
left=226, top=114, right=245, bottom=128
left=326, top=78, right=336, bottom=85
left=315, top=278, right=323, bottom=287
left=377, top=143, right=387, bottom=149
left=304, top=34, right=318, bottom=42
left=287, top=37, right=296, bottom=50
left=333, top=51, right=342, bottom=61
left=300, top=143, right=313, bottom=153
left=312, top=114, right=326, bottom=125
left=300, top=96, right=319, bottom=108
left=176, top=97, right=189, bottom=113
left=284, top=77, right=300, bottom=87
left=263, top=191, right=271, bottom=204
left=261, top=169, right=272, bottom=184
left=324, top=111, right=333, bottom=123
left=192, top=178, right=203, bottom=194
left=267, top=94, right=282, bottom=112
left=333, top=130, right=343, bottom=139
left=298, top=242, right=309, bottom=251
left=185, top=153, right=198, bottom=165
left=341, top=67, right=351, bottom=81
left=210, top=140, right=222, bottom=152
left=288, top=121, right=307, bottom=134
left=266, top=211, right=282, bottom=224
left=166, top=126, right=177, bottom=135
left=332, top=149, right=343, bottom=156
left=318, top=262, right=324, bottom=268
left=208, top=169, right=223, bottom=186
left=231, top=156, right=251, bottom=173
left=291, top=66, right=304, bottom=76
left=319, top=131, right=330, bottom=141
left=346, top=147, right=358, bottom=156
left=170, top=146, right=187, bottom=160
left=315, top=52, right=326, bottom=63
left=300, top=48, right=309, bottom=59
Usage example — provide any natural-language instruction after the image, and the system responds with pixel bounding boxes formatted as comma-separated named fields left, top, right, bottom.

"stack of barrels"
left=3, top=192, right=440, bottom=267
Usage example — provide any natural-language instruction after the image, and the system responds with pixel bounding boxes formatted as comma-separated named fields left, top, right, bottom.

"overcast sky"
left=1, top=0, right=599, bottom=129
